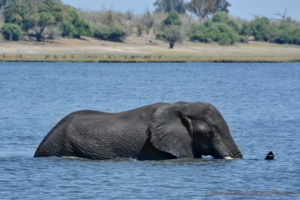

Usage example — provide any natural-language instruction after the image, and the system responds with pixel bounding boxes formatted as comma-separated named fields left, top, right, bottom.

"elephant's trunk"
left=212, top=139, right=242, bottom=159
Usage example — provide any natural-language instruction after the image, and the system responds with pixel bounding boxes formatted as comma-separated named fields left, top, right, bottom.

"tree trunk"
left=36, top=26, right=45, bottom=42
left=169, top=40, right=175, bottom=49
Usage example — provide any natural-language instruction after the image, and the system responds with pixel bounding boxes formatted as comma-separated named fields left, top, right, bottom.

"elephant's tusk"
left=224, top=156, right=234, bottom=160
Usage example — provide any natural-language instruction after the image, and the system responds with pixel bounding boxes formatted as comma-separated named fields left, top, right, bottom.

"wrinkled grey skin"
left=34, top=102, right=242, bottom=160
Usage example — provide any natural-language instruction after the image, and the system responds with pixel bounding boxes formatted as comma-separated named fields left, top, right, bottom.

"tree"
left=0, top=0, right=18, bottom=10
left=163, top=25, right=183, bottom=48
left=186, top=0, right=230, bottom=18
left=1, top=23, right=23, bottom=41
left=3, top=0, right=65, bottom=41
left=159, top=11, right=183, bottom=48
left=154, top=0, right=186, bottom=14
left=141, top=9, right=154, bottom=34
left=31, top=12, right=56, bottom=41
left=216, top=0, right=230, bottom=12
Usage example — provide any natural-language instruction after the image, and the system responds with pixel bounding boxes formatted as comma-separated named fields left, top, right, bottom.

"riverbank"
left=1, top=36, right=300, bottom=62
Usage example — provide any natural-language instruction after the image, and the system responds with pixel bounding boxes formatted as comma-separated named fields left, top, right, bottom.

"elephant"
left=34, top=102, right=242, bottom=160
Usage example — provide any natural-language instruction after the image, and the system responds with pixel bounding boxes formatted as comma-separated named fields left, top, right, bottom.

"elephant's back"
left=65, top=109, right=153, bottom=159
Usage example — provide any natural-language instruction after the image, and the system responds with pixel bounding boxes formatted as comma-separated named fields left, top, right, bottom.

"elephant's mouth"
left=212, top=150, right=243, bottom=159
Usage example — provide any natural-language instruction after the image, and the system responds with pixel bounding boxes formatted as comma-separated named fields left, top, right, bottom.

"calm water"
left=0, top=62, right=299, bottom=199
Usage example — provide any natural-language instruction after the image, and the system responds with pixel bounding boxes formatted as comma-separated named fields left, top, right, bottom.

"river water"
left=0, top=62, right=299, bottom=199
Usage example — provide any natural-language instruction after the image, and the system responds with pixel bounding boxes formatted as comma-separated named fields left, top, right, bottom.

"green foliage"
left=239, top=22, right=252, bottom=36
left=2, top=0, right=92, bottom=41
left=162, top=11, right=182, bottom=26
left=154, top=0, right=186, bottom=14
left=3, top=2, right=31, bottom=30
left=238, top=17, right=300, bottom=45
left=273, top=18, right=300, bottom=44
left=3, top=0, right=65, bottom=41
left=189, top=25, right=209, bottom=42
left=212, top=12, right=238, bottom=31
left=1, top=23, right=23, bottom=41
left=61, top=7, right=91, bottom=38
left=93, top=25, right=127, bottom=42
left=290, top=29, right=300, bottom=44
left=250, top=17, right=273, bottom=41
left=0, top=0, right=18, bottom=9
left=189, top=12, right=242, bottom=45
left=212, top=11, right=230, bottom=23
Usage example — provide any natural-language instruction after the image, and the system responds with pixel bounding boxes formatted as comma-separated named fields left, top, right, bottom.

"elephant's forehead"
left=185, top=106, right=211, bottom=118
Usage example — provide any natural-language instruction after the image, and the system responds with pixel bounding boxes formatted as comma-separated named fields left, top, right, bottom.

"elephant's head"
left=149, top=102, right=242, bottom=159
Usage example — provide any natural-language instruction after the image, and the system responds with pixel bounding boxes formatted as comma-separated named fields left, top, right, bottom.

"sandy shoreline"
left=1, top=36, right=300, bottom=62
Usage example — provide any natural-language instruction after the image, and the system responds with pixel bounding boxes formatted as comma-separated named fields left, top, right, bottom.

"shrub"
left=238, top=16, right=300, bottom=45
left=155, top=32, right=165, bottom=40
left=250, top=17, right=274, bottom=41
left=1, top=23, right=23, bottom=41
left=289, top=29, right=300, bottom=44
left=213, top=23, right=239, bottom=45
left=212, top=12, right=239, bottom=31
left=272, top=30, right=289, bottom=44
left=94, top=25, right=127, bottom=42
left=239, top=22, right=253, bottom=36
left=212, top=12, right=230, bottom=24
left=190, top=33, right=208, bottom=42
left=239, top=36, right=248, bottom=43
left=189, top=22, right=241, bottom=45
left=61, top=8, right=91, bottom=38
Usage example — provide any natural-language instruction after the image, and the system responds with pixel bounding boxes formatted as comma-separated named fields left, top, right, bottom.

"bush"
left=155, top=32, right=165, bottom=40
left=250, top=17, right=274, bottom=41
left=1, top=23, right=23, bottom=41
left=212, top=12, right=230, bottom=23
left=61, top=8, right=91, bottom=38
left=239, top=36, right=248, bottom=43
left=190, top=34, right=208, bottom=42
left=272, top=30, right=289, bottom=44
left=93, top=25, right=127, bottom=42
left=239, top=22, right=253, bottom=36
left=238, top=17, right=300, bottom=45
left=212, top=12, right=239, bottom=31
left=189, top=22, right=242, bottom=45
left=289, top=29, right=300, bottom=44
left=214, top=23, right=240, bottom=45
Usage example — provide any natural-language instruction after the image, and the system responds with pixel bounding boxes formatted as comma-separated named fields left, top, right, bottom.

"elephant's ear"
left=149, top=105, right=193, bottom=158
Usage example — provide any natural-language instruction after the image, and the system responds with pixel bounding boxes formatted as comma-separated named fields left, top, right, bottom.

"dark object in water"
left=265, top=151, right=274, bottom=160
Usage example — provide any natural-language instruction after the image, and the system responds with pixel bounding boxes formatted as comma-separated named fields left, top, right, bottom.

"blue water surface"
left=0, top=62, right=299, bottom=199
